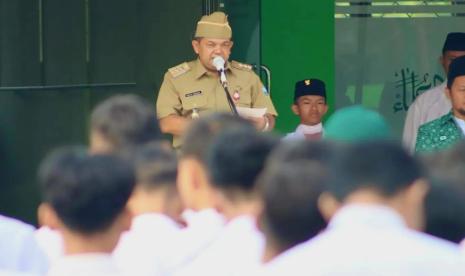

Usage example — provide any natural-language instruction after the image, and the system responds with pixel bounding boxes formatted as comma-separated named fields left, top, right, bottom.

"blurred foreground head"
left=322, top=140, right=427, bottom=230
left=90, top=94, right=163, bottom=154
left=178, top=113, right=254, bottom=211
left=207, top=127, right=278, bottom=220
left=38, top=147, right=134, bottom=253
left=257, top=141, right=335, bottom=259
left=324, top=105, right=391, bottom=143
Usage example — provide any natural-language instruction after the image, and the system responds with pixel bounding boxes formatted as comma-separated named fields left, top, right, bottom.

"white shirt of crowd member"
left=403, top=32, right=465, bottom=152
left=113, top=142, right=229, bottom=276
left=0, top=214, right=48, bottom=275
left=253, top=141, right=465, bottom=276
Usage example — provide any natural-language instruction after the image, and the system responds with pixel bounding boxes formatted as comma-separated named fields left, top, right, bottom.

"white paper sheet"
left=236, top=107, right=267, bottom=118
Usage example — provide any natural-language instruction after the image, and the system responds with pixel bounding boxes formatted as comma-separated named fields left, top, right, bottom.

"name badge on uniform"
left=233, top=91, right=240, bottom=101
left=232, top=86, right=242, bottom=102
left=185, top=91, right=202, bottom=98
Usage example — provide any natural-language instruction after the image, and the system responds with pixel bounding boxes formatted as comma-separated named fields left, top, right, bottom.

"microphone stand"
left=218, top=70, right=238, bottom=116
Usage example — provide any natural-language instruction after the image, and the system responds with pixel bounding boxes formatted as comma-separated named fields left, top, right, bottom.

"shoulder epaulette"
left=231, top=60, right=253, bottom=71
left=168, top=62, right=191, bottom=78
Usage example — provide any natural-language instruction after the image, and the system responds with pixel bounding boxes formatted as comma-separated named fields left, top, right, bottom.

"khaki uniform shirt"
left=156, top=59, right=278, bottom=148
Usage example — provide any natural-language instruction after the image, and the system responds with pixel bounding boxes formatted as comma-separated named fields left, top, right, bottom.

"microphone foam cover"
left=212, top=56, right=225, bottom=71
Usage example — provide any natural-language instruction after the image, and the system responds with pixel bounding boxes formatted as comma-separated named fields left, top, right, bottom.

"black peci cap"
left=294, top=79, right=326, bottom=103
left=443, top=33, right=465, bottom=54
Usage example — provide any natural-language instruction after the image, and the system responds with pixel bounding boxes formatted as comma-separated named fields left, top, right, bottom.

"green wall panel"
left=43, top=0, right=87, bottom=85
left=223, top=0, right=261, bottom=67
left=0, top=0, right=202, bottom=224
left=90, top=1, right=137, bottom=83
left=0, top=0, right=41, bottom=86
left=261, top=0, right=334, bottom=134
left=0, top=0, right=333, bottom=223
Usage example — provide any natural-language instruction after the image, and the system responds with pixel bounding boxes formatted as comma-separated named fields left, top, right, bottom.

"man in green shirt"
left=415, top=55, right=465, bottom=153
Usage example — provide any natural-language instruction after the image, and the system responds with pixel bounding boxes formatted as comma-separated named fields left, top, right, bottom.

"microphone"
left=212, top=56, right=237, bottom=116
left=212, top=56, right=228, bottom=86
left=212, top=56, right=225, bottom=71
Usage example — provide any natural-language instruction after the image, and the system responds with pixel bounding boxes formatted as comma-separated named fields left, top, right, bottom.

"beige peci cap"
left=194, top=11, right=232, bottom=39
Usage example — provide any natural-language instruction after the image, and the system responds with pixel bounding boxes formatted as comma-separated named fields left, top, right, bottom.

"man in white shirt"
left=113, top=142, right=183, bottom=276
left=0, top=214, right=48, bottom=274
left=174, top=128, right=277, bottom=276
left=169, top=114, right=256, bottom=273
left=257, top=141, right=332, bottom=262
left=35, top=94, right=166, bottom=264
left=258, top=141, right=465, bottom=276
left=420, top=141, right=465, bottom=243
left=0, top=271, right=38, bottom=276
left=88, top=94, right=164, bottom=154
left=34, top=225, right=63, bottom=265
left=37, top=147, right=134, bottom=276
left=284, top=79, right=328, bottom=141
left=403, top=32, right=465, bottom=152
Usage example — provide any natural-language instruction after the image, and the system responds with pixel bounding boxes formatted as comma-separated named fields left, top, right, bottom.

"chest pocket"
left=232, top=85, right=252, bottom=107
left=180, top=91, right=208, bottom=113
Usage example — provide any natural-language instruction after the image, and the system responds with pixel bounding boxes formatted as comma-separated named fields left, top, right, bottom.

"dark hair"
left=442, top=32, right=465, bottom=55
left=421, top=141, right=465, bottom=243
left=267, top=140, right=340, bottom=168
left=38, top=147, right=135, bottom=234
left=328, top=140, right=424, bottom=201
left=258, top=161, right=327, bottom=251
left=91, top=94, right=162, bottom=150
left=256, top=140, right=334, bottom=250
left=181, top=113, right=254, bottom=164
left=207, top=128, right=278, bottom=193
left=134, top=142, right=177, bottom=190
left=424, top=180, right=465, bottom=243
left=421, top=140, right=465, bottom=187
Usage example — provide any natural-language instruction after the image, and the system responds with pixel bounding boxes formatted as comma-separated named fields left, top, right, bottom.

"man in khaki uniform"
left=156, top=11, right=277, bottom=148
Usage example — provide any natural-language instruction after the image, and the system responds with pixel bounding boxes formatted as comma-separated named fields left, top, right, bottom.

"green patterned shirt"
left=415, top=111, right=463, bottom=153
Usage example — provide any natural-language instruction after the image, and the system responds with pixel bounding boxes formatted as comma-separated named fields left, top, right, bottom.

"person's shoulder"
left=412, top=83, right=446, bottom=105
left=231, top=60, right=254, bottom=72
left=282, top=132, right=300, bottom=141
left=404, top=229, right=465, bottom=261
left=0, top=214, right=35, bottom=234
left=166, top=61, right=194, bottom=79
left=419, top=112, right=451, bottom=131
left=417, top=119, right=438, bottom=136
left=0, top=270, right=38, bottom=276
left=261, top=233, right=326, bottom=275
left=230, top=61, right=262, bottom=86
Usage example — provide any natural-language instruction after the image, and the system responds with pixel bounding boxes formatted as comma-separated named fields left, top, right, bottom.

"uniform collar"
left=295, top=123, right=323, bottom=135
left=193, top=59, right=208, bottom=79
left=131, top=213, right=180, bottom=231
left=225, top=60, right=233, bottom=73
left=440, top=110, right=456, bottom=126
left=49, top=253, right=118, bottom=275
left=193, top=58, right=234, bottom=80
left=181, top=208, right=225, bottom=227
left=328, top=204, right=406, bottom=230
